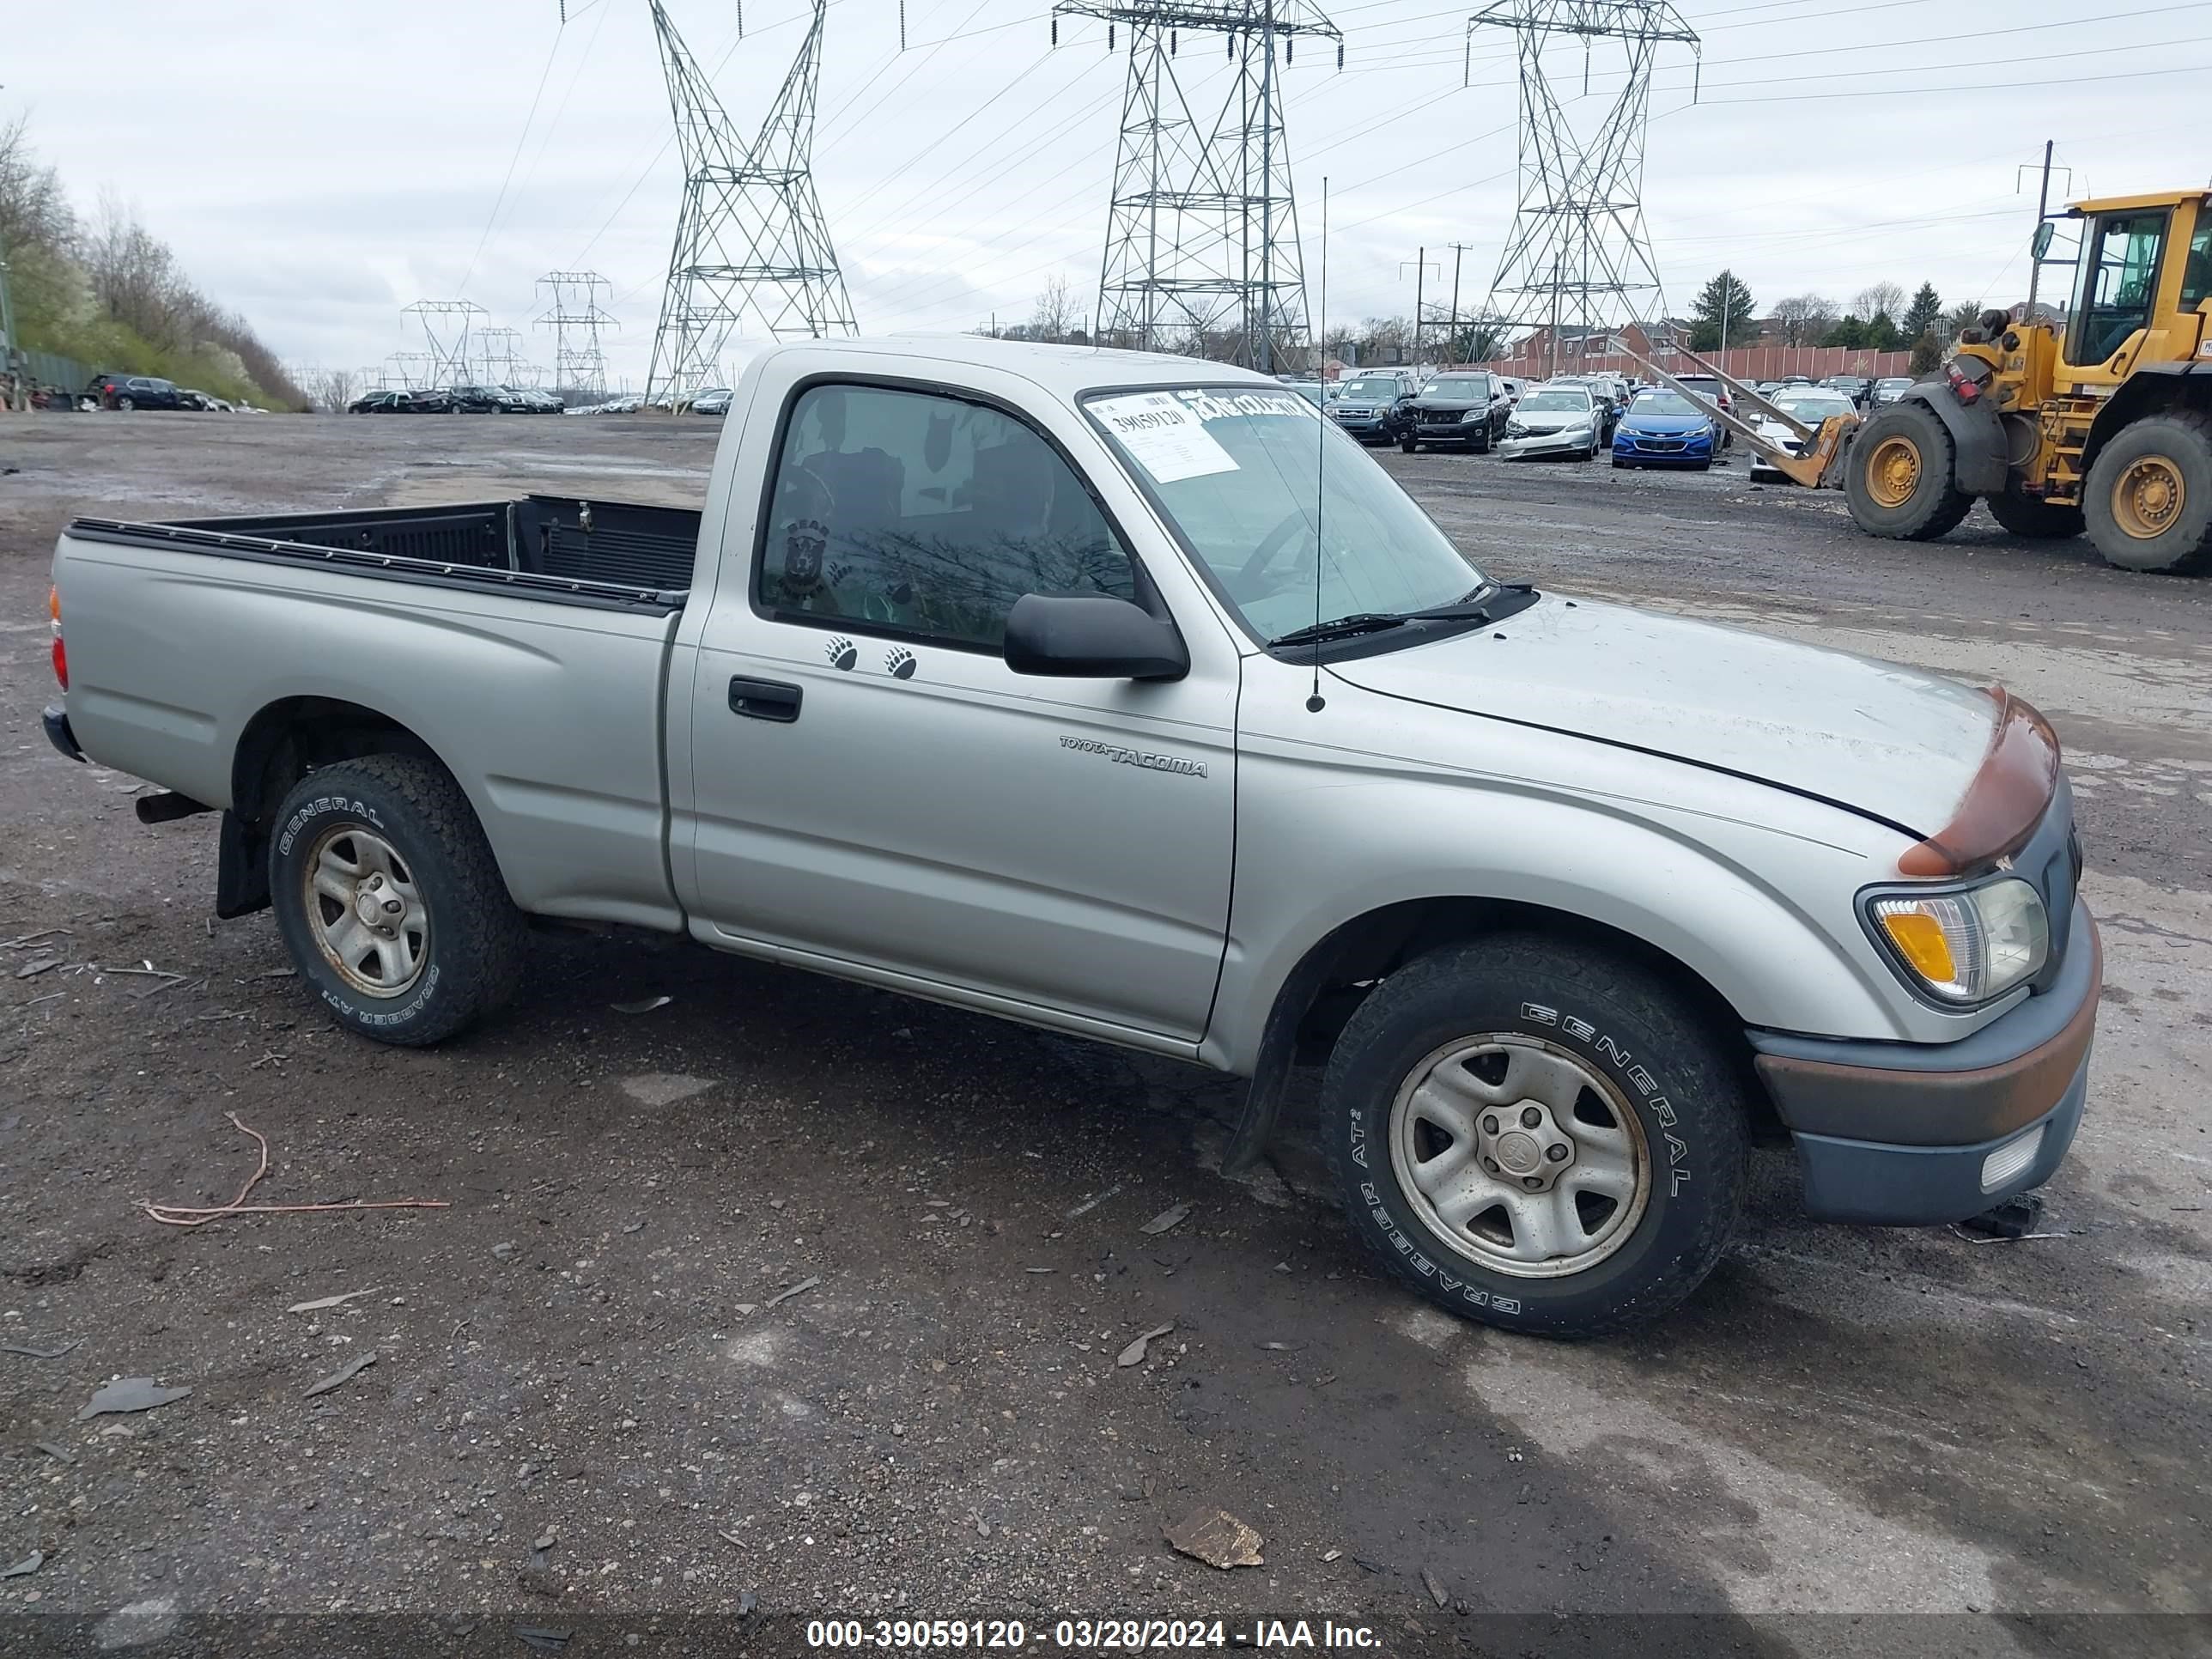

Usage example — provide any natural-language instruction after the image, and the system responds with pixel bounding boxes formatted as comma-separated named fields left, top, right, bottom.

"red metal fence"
left=1477, top=344, right=1914, bottom=383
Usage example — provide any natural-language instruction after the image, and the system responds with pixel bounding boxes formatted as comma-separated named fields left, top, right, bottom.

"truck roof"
left=757, top=335, right=1284, bottom=400
left=2065, top=189, right=2210, bottom=215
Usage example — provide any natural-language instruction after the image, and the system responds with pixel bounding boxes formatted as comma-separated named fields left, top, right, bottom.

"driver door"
left=680, top=376, right=1241, bottom=1046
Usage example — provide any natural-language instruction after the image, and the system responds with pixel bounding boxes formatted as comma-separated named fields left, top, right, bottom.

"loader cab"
left=2059, top=191, right=2210, bottom=380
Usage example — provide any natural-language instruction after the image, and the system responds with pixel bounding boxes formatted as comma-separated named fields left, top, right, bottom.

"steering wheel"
left=1228, top=507, right=1320, bottom=599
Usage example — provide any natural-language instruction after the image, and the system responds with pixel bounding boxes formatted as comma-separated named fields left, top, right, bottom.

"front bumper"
left=1329, top=417, right=1389, bottom=440
left=1751, top=904, right=2100, bottom=1224
left=43, top=702, right=84, bottom=762
left=1500, top=428, right=1595, bottom=459
left=1411, top=420, right=1486, bottom=446
left=1613, top=434, right=1713, bottom=465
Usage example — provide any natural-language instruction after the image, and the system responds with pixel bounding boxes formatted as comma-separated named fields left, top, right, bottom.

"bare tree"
left=1771, top=293, right=1837, bottom=347
left=1850, top=282, right=1907, bottom=323
left=1029, top=274, right=1080, bottom=344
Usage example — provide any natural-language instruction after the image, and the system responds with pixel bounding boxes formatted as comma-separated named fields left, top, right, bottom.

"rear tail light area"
left=49, top=584, right=66, bottom=690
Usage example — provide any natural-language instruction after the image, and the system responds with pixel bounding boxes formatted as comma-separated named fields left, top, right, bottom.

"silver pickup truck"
left=42, top=338, right=2099, bottom=1335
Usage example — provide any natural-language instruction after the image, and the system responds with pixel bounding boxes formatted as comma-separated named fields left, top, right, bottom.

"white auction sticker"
left=1088, top=392, right=1239, bottom=483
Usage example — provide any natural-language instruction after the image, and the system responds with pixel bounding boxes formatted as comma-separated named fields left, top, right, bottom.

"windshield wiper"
left=1267, top=612, right=1408, bottom=648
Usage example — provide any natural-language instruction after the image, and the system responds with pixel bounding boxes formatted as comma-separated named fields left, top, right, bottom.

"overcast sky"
left=9, top=0, right=2205, bottom=389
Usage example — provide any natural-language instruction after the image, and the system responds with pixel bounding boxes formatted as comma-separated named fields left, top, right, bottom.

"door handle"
left=727, top=677, right=803, bottom=723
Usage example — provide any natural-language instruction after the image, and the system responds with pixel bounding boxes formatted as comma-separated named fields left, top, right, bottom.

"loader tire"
left=1985, top=489, right=2084, bottom=540
left=1844, top=401, right=1973, bottom=541
left=2083, top=410, right=2212, bottom=574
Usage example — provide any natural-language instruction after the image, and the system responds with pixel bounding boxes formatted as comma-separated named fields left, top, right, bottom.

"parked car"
left=1497, top=376, right=1525, bottom=405
left=688, top=387, right=735, bottom=416
left=444, top=384, right=525, bottom=413
left=1612, top=387, right=1718, bottom=469
left=1871, top=376, right=1914, bottom=406
left=1551, top=374, right=1627, bottom=442
left=1669, top=373, right=1735, bottom=449
left=1747, top=387, right=1857, bottom=483
left=1281, top=380, right=1328, bottom=407
left=40, top=337, right=2099, bottom=1338
left=1401, top=369, right=1510, bottom=453
left=1498, top=384, right=1603, bottom=461
left=1822, top=374, right=1875, bottom=408
left=501, top=385, right=565, bottom=414
left=82, top=374, right=186, bottom=411
left=179, top=389, right=232, bottom=412
left=348, top=391, right=415, bottom=414
left=405, top=388, right=458, bottom=413
left=1324, top=370, right=1421, bottom=445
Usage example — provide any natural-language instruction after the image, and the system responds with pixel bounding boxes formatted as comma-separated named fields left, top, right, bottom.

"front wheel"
left=1611, top=457, right=1630, bottom=469
left=1401, top=439, right=1419, bottom=454
left=269, top=754, right=527, bottom=1046
left=1844, top=401, right=1973, bottom=540
left=1322, top=937, right=1750, bottom=1337
left=2082, top=410, right=2212, bottom=574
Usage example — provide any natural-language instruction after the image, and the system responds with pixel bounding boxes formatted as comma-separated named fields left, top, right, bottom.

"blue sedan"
left=1611, top=390, right=1717, bottom=471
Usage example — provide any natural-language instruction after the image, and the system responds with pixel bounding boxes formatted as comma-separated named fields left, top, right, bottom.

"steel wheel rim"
left=303, top=823, right=428, bottom=998
left=1866, top=435, right=1921, bottom=507
left=1389, top=1033, right=1651, bottom=1279
left=2112, top=455, right=2184, bottom=539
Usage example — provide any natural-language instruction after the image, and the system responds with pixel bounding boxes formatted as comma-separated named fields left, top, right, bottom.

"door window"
left=757, top=383, right=1139, bottom=650
left=2066, top=210, right=2168, bottom=366
left=2181, top=216, right=2212, bottom=309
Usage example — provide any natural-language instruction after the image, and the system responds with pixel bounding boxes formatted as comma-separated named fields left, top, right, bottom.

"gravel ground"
left=0, top=411, right=2206, bottom=1659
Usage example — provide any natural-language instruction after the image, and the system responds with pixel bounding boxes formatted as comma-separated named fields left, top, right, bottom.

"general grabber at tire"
left=1322, top=936, right=1750, bottom=1337
left=268, top=755, right=527, bottom=1047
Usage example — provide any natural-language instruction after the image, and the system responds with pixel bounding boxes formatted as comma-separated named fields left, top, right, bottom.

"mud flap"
left=216, top=809, right=271, bottom=920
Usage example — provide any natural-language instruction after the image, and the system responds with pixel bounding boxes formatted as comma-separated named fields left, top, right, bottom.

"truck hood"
left=1329, top=595, right=1998, bottom=835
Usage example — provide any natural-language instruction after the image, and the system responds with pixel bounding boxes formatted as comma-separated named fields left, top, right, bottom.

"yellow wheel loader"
left=1843, top=189, right=2212, bottom=572
left=1630, top=189, right=2212, bottom=574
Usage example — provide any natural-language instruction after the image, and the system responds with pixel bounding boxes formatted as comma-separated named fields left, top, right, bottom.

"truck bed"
left=67, top=495, right=699, bottom=610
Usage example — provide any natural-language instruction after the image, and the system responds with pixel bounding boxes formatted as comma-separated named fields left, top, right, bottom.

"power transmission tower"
left=1054, top=0, right=1340, bottom=372
left=403, top=300, right=488, bottom=386
left=472, top=326, right=527, bottom=386
left=1468, top=0, right=1698, bottom=380
left=385, top=352, right=436, bottom=391
left=646, top=0, right=856, bottom=406
left=536, top=270, right=619, bottom=399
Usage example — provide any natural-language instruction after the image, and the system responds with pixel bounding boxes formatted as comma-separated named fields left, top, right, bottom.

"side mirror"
left=1004, top=594, right=1189, bottom=682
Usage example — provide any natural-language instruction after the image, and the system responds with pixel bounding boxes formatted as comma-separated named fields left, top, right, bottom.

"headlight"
left=1865, top=878, right=2048, bottom=1005
left=1505, top=422, right=1528, bottom=437
left=1462, top=409, right=1481, bottom=423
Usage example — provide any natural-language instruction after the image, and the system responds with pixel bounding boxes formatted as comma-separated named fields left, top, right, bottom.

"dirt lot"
left=1, top=411, right=2207, bottom=1659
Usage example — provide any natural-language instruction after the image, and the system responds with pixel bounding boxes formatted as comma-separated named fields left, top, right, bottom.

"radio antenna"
left=1306, top=173, right=1328, bottom=715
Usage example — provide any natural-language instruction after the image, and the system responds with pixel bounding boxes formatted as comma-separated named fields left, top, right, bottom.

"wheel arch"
left=2081, top=364, right=2212, bottom=480
left=219, top=696, right=492, bottom=918
left=1218, top=893, right=1784, bottom=1176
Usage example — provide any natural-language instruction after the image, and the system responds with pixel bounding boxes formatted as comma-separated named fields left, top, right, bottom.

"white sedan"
left=1498, top=385, right=1601, bottom=460
left=1748, top=388, right=1857, bottom=483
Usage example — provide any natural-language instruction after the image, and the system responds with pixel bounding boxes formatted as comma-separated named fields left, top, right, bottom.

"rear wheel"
left=1985, top=489, right=2084, bottom=540
left=2082, top=410, right=2212, bottom=574
left=269, top=754, right=527, bottom=1046
left=117, top=396, right=136, bottom=411
left=1322, top=937, right=1749, bottom=1337
left=1844, top=401, right=1973, bottom=540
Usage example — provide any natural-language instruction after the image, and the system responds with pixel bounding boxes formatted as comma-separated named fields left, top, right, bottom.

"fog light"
left=1980, top=1126, right=2044, bottom=1193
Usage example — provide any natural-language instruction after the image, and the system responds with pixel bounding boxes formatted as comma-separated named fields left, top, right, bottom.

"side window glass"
left=2181, top=219, right=2212, bottom=309
left=759, top=384, right=1138, bottom=650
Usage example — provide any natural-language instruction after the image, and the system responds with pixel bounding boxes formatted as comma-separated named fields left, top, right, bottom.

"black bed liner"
left=69, top=495, right=698, bottom=615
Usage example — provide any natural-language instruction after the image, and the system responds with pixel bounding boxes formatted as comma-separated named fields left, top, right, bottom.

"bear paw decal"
left=885, top=646, right=917, bottom=680
left=825, top=559, right=851, bottom=587
left=823, top=635, right=858, bottom=672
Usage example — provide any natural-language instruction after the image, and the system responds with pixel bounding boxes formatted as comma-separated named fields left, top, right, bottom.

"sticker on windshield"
left=1090, top=392, right=1238, bottom=482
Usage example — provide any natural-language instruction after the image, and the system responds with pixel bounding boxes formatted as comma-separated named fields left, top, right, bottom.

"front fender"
left=1203, top=771, right=1918, bottom=1079
left=1901, top=384, right=2008, bottom=494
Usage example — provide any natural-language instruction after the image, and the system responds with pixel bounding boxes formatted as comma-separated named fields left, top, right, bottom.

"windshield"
left=1628, top=391, right=1698, bottom=417
left=1772, top=392, right=1853, bottom=420
left=1340, top=379, right=1398, bottom=402
left=1428, top=375, right=1491, bottom=395
left=1085, top=386, right=1486, bottom=644
left=1519, top=390, right=1590, bottom=413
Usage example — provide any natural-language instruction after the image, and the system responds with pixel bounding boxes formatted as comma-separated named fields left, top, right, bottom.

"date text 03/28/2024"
left=804, top=1619, right=1382, bottom=1650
